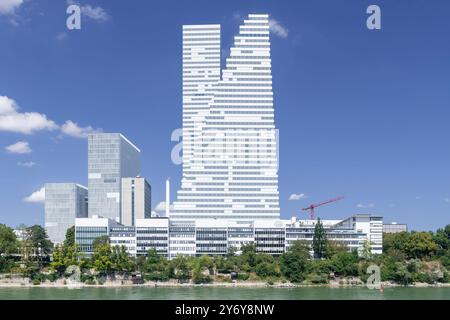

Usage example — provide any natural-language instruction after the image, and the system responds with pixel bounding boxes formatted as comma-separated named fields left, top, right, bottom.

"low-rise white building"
left=75, top=214, right=383, bottom=258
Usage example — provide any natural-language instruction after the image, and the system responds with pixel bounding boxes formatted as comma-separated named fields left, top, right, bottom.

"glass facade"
left=45, top=183, right=88, bottom=244
left=75, top=226, right=108, bottom=254
left=88, top=133, right=140, bottom=222
left=172, top=14, right=280, bottom=221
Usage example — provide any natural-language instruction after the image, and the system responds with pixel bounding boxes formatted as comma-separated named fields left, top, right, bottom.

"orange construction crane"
left=302, top=196, right=345, bottom=220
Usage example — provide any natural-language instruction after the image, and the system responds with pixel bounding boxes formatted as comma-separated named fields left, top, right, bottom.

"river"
left=0, top=286, right=449, bottom=300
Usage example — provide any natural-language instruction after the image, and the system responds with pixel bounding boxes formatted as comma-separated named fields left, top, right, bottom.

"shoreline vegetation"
left=1, top=276, right=450, bottom=289
left=1, top=222, right=449, bottom=290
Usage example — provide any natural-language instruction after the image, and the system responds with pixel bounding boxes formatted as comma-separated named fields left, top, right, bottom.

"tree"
left=92, top=235, right=110, bottom=250
left=111, top=245, right=132, bottom=272
left=240, top=243, right=257, bottom=271
left=433, top=227, right=449, bottom=253
left=63, top=226, right=75, bottom=248
left=0, top=224, right=18, bottom=255
left=312, top=218, right=328, bottom=259
left=360, top=240, right=373, bottom=260
left=280, top=241, right=310, bottom=283
left=145, top=248, right=165, bottom=273
left=324, top=241, right=347, bottom=259
left=49, top=244, right=65, bottom=274
left=255, top=262, right=279, bottom=278
left=329, top=250, right=359, bottom=277
left=383, top=231, right=410, bottom=254
left=24, top=225, right=53, bottom=268
left=169, top=255, right=190, bottom=282
left=92, top=242, right=112, bottom=275
left=405, top=232, right=438, bottom=259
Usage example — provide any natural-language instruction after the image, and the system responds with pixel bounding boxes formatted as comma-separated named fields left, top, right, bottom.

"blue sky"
left=0, top=0, right=449, bottom=231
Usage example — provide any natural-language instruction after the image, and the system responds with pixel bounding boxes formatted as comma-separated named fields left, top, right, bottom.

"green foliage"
left=111, top=245, right=133, bottom=272
left=329, top=250, right=359, bottom=277
left=405, top=232, right=438, bottom=259
left=0, top=256, right=15, bottom=273
left=312, top=219, right=328, bottom=259
left=63, top=226, right=75, bottom=248
left=280, top=241, right=310, bottom=283
left=255, top=261, right=280, bottom=278
left=92, top=242, right=113, bottom=275
left=92, top=235, right=110, bottom=250
left=144, top=272, right=169, bottom=282
left=324, top=241, right=347, bottom=259
left=26, top=225, right=53, bottom=256
left=192, top=268, right=211, bottom=284
left=236, top=272, right=249, bottom=281
left=0, top=224, right=18, bottom=255
left=307, top=273, right=329, bottom=284
left=169, top=255, right=190, bottom=282
left=360, top=240, right=373, bottom=260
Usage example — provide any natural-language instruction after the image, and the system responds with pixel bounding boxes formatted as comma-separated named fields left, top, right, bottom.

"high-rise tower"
left=172, top=14, right=280, bottom=221
left=88, top=133, right=141, bottom=222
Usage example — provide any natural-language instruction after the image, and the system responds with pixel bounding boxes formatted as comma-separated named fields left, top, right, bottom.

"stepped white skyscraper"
left=172, top=14, right=280, bottom=221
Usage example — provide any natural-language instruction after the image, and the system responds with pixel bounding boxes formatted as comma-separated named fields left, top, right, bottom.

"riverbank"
left=1, top=277, right=449, bottom=289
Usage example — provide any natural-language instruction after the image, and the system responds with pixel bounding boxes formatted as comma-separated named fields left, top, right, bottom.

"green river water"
left=0, top=286, right=449, bottom=300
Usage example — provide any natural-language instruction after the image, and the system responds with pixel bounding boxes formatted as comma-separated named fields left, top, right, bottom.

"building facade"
left=76, top=214, right=383, bottom=258
left=75, top=215, right=122, bottom=254
left=45, top=183, right=88, bottom=244
left=121, top=177, right=152, bottom=226
left=88, top=133, right=141, bottom=223
left=383, top=223, right=408, bottom=233
left=171, top=14, right=280, bottom=221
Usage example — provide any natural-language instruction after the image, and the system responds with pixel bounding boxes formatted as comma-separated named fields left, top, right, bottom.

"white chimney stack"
left=165, top=177, right=170, bottom=217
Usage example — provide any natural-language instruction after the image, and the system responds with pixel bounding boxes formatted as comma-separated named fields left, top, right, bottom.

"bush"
left=46, top=273, right=59, bottom=282
left=414, top=272, right=436, bottom=284
left=237, top=273, right=249, bottom=281
left=192, top=269, right=211, bottom=284
left=80, top=274, right=94, bottom=283
left=144, top=272, right=169, bottom=282
left=32, top=279, right=41, bottom=285
left=308, top=273, right=328, bottom=284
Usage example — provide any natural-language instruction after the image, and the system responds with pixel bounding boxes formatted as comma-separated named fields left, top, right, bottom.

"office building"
left=88, top=133, right=141, bottom=223
left=121, top=177, right=152, bottom=226
left=383, top=222, right=408, bottom=233
left=75, top=214, right=383, bottom=258
left=171, top=14, right=280, bottom=221
left=45, top=183, right=88, bottom=244
left=75, top=215, right=121, bottom=254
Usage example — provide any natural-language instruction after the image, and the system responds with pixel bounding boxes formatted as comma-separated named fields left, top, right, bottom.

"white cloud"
left=356, top=203, right=375, bottom=209
left=0, top=95, right=100, bottom=138
left=18, top=161, right=37, bottom=167
left=81, top=4, right=109, bottom=21
left=61, top=120, right=102, bottom=138
left=154, top=201, right=173, bottom=212
left=0, top=0, right=23, bottom=15
left=23, top=187, right=45, bottom=203
left=289, top=193, right=307, bottom=201
left=5, top=141, right=32, bottom=154
left=269, top=18, right=289, bottom=38
left=67, top=1, right=110, bottom=22
left=0, top=96, right=58, bottom=134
